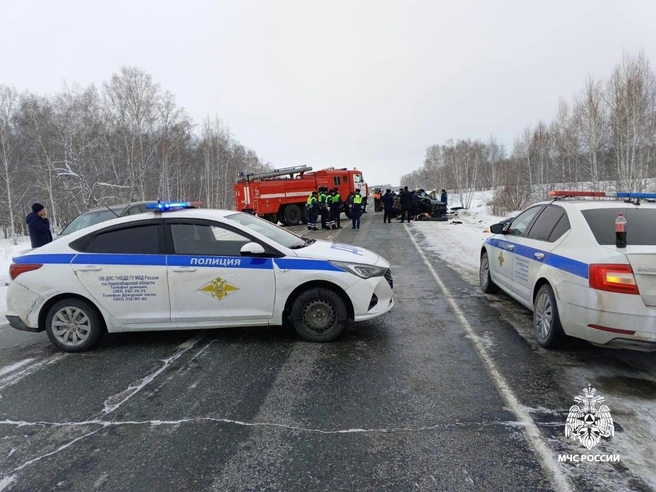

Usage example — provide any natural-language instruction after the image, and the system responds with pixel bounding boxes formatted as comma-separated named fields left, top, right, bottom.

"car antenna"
left=105, top=205, right=119, bottom=218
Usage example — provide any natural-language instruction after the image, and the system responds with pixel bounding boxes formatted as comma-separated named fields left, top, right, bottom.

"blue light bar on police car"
left=550, top=191, right=656, bottom=199
left=145, top=201, right=203, bottom=211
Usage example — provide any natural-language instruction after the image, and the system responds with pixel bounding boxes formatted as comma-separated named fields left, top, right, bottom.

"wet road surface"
left=0, top=212, right=654, bottom=491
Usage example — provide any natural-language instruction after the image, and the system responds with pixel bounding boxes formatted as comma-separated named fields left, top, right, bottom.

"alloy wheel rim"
left=535, top=293, right=553, bottom=340
left=52, top=307, right=91, bottom=346
left=480, top=257, right=489, bottom=288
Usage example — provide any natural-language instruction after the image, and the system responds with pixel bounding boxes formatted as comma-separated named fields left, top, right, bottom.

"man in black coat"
left=440, top=189, right=448, bottom=205
left=26, top=203, right=53, bottom=248
left=381, top=189, right=394, bottom=223
left=399, top=186, right=413, bottom=223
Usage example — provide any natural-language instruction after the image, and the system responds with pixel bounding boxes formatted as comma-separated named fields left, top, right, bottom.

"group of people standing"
left=374, top=187, right=448, bottom=223
left=306, top=187, right=365, bottom=230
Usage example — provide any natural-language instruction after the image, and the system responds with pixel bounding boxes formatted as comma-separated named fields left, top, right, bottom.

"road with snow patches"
left=0, top=211, right=654, bottom=491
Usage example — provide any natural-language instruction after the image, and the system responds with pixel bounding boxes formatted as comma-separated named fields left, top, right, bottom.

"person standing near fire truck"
left=306, top=191, right=319, bottom=231
left=319, top=186, right=329, bottom=229
left=350, top=189, right=363, bottom=229
left=330, top=188, right=342, bottom=229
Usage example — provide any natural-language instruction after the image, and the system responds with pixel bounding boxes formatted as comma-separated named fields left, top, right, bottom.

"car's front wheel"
left=534, top=283, right=564, bottom=349
left=479, top=251, right=500, bottom=294
left=290, top=288, right=348, bottom=342
left=45, top=298, right=105, bottom=352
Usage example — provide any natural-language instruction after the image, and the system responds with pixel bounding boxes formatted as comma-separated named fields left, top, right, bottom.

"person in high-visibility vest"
left=351, top=189, right=363, bottom=229
left=326, top=191, right=334, bottom=229
left=306, top=191, right=319, bottom=230
left=318, top=186, right=329, bottom=229
left=330, top=188, right=342, bottom=229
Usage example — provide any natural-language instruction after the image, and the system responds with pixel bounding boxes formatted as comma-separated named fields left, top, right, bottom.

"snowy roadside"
left=413, top=191, right=656, bottom=491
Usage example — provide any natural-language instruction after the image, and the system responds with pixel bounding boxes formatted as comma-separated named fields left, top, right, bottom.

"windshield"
left=59, top=208, right=121, bottom=236
left=224, top=212, right=305, bottom=249
left=581, top=208, right=656, bottom=245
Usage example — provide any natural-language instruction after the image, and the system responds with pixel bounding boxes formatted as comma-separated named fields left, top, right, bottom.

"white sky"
left=2, top=0, right=656, bottom=186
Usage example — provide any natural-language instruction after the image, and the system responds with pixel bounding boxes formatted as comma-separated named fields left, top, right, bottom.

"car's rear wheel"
left=290, top=288, right=348, bottom=342
left=534, top=283, right=564, bottom=349
left=479, top=251, right=500, bottom=294
left=284, top=204, right=302, bottom=226
left=46, top=298, right=104, bottom=352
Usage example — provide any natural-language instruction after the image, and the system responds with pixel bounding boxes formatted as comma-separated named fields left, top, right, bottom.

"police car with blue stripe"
left=6, top=201, right=394, bottom=352
left=480, top=191, right=656, bottom=352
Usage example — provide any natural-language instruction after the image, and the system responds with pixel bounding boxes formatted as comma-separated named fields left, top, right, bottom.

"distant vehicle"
left=7, top=201, right=394, bottom=352
left=58, top=201, right=157, bottom=236
left=234, top=166, right=369, bottom=225
left=479, top=190, right=656, bottom=352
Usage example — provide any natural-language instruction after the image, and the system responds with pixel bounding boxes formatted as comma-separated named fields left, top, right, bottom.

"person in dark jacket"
left=26, top=203, right=53, bottom=248
left=399, top=186, right=413, bottom=223
left=381, top=189, right=394, bottom=223
left=440, top=189, right=448, bottom=205
left=411, top=190, right=419, bottom=218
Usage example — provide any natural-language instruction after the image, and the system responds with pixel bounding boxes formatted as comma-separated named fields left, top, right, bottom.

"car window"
left=224, top=212, right=305, bottom=249
left=59, top=208, right=121, bottom=235
left=581, top=208, right=656, bottom=245
left=526, top=206, right=566, bottom=242
left=86, top=225, right=160, bottom=254
left=127, top=206, right=142, bottom=215
left=548, top=213, right=571, bottom=242
left=170, top=223, right=251, bottom=256
left=507, top=206, right=544, bottom=237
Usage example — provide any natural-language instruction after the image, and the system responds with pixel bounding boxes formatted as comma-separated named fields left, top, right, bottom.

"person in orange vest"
left=373, top=190, right=382, bottom=212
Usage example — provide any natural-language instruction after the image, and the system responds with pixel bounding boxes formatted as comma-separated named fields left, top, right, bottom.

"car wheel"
left=45, top=298, right=105, bottom=352
left=291, top=288, right=348, bottom=342
left=534, top=283, right=564, bottom=349
left=479, top=251, right=500, bottom=294
left=284, top=204, right=302, bottom=226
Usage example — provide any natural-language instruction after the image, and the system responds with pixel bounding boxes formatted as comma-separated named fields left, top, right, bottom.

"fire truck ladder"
left=246, top=165, right=313, bottom=181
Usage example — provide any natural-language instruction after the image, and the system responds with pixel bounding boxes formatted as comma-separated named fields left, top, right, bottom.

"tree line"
left=0, top=66, right=271, bottom=238
left=400, top=51, right=656, bottom=214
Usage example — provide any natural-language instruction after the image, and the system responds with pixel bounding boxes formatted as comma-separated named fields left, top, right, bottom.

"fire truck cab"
left=234, top=166, right=369, bottom=226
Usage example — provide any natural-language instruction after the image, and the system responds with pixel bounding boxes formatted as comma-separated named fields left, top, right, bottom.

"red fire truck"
left=234, top=166, right=369, bottom=225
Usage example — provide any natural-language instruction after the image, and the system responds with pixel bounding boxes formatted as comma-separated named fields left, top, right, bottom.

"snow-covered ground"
left=413, top=189, right=656, bottom=490
left=0, top=237, right=32, bottom=317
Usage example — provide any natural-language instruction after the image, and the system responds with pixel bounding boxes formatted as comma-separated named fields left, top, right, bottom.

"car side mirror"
left=490, top=223, right=506, bottom=234
left=240, top=242, right=266, bottom=255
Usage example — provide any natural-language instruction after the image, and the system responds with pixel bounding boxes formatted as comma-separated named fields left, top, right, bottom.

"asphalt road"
left=0, top=211, right=653, bottom=491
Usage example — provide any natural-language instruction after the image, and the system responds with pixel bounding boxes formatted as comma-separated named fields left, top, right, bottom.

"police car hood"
left=293, top=240, right=384, bottom=266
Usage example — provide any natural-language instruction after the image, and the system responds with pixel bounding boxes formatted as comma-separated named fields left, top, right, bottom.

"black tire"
left=284, top=204, right=302, bottom=226
left=45, top=298, right=105, bottom=352
left=534, top=283, right=565, bottom=349
left=479, top=251, right=500, bottom=294
left=277, top=210, right=287, bottom=226
left=290, top=288, right=348, bottom=342
left=301, top=206, right=308, bottom=224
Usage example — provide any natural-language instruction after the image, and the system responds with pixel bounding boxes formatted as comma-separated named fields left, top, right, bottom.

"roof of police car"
left=540, top=199, right=656, bottom=210
left=59, top=208, right=244, bottom=238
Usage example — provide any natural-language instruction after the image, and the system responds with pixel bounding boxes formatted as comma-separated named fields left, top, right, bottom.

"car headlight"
left=329, top=261, right=387, bottom=279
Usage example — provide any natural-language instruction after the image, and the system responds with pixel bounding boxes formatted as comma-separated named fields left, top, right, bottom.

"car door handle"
left=506, top=244, right=515, bottom=251
left=171, top=267, right=197, bottom=273
left=534, top=252, right=544, bottom=260
left=79, top=266, right=102, bottom=272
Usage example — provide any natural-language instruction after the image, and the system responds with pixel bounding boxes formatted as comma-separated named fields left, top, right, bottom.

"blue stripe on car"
left=485, top=237, right=589, bottom=279
left=13, top=253, right=344, bottom=272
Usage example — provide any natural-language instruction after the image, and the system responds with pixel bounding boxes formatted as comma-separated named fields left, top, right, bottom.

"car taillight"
left=9, top=263, right=43, bottom=280
left=589, top=264, right=639, bottom=295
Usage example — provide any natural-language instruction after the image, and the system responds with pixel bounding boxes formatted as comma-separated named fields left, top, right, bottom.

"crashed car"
left=58, top=201, right=157, bottom=237
left=391, top=189, right=447, bottom=218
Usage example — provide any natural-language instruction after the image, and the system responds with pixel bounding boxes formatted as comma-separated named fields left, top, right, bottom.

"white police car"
left=479, top=191, right=656, bottom=352
left=6, top=202, right=394, bottom=352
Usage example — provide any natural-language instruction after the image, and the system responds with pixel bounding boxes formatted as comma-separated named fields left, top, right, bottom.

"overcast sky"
left=2, top=0, right=656, bottom=187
